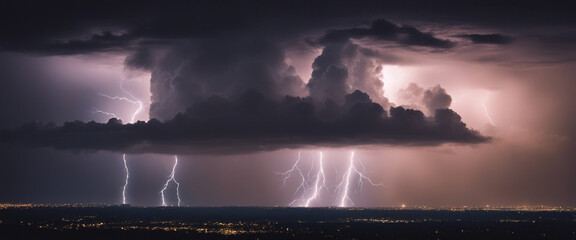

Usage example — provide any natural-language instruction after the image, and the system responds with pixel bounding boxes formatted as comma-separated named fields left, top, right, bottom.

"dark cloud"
left=0, top=15, right=482, bottom=154
left=0, top=1, right=382, bottom=55
left=536, top=33, right=576, bottom=45
left=1, top=89, right=488, bottom=154
left=422, top=85, right=452, bottom=115
left=0, top=2, right=491, bottom=154
left=135, top=19, right=451, bottom=121
left=123, top=47, right=156, bottom=70
left=318, top=19, right=455, bottom=49
left=305, top=18, right=453, bottom=114
left=27, top=32, right=137, bottom=55
left=457, top=34, right=512, bottom=44
left=144, top=38, right=297, bottom=120
left=1, top=0, right=574, bottom=55
left=307, top=21, right=413, bottom=109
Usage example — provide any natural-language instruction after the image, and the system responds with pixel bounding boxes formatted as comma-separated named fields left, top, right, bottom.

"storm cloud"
left=125, top=19, right=454, bottom=121
left=3, top=0, right=571, bottom=55
left=0, top=89, right=487, bottom=154
left=0, top=2, right=500, bottom=155
left=2, top=0, right=576, bottom=207
left=457, top=34, right=512, bottom=44
left=0, top=14, right=489, bottom=154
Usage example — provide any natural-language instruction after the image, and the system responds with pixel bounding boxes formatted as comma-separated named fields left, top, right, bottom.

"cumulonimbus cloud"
left=0, top=18, right=490, bottom=154
left=1, top=89, right=489, bottom=154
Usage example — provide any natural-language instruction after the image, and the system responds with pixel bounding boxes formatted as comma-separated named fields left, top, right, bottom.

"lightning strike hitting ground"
left=336, top=151, right=382, bottom=207
left=95, top=79, right=144, bottom=205
left=121, top=154, right=129, bottom=205
left=160, top=155, right=182, bottom=207
left=303, top=151, right=327, bottom=207
left=277, top=151, right=328, bottom=207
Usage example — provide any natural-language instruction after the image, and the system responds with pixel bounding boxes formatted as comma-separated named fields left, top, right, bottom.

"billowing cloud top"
left=0, top=2, right=497, bottom=154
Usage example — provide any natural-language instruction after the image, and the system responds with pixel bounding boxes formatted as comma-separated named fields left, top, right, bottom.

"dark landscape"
left=1, top=205, right=575, bottom=239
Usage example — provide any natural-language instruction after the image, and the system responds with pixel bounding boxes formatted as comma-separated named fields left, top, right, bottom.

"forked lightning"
left=160, top=155, right=182, bottom=206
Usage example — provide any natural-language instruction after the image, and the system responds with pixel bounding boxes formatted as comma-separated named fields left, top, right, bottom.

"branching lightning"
left=98, top=80, right=184, bottom=206
left=279, top=151, right=382, bottom=207
left=91, top=109, right=119, bottom=119
left=94, top=79, right=144, bottom=205
left=276, top=151, right=306, bottom=195
left=160, top=155, right=182, bottom=207
left=336, top=151, right=382, bottom=207
left=96, top=92, right=143, bottom=123
left=303, top=151, right=327, bottom=207
left=103, top=85, right=183, bottom=206
left=277, top=151, right=328, bottom=207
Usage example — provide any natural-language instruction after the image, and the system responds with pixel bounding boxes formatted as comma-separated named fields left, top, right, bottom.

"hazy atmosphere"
left=1, top=0, right=575, bottom=207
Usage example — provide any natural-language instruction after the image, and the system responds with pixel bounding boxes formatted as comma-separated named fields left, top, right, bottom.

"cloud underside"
left=1, top=90, right=488, bottom=154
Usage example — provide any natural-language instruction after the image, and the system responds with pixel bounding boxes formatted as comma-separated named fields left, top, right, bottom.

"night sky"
left=1, top=0, right=575, bottom=207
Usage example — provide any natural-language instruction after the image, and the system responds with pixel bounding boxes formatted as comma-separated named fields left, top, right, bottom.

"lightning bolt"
left=102, top=84, right=184, bottom=206
left=452, top=90, right=496, bottom=127
left=276, top=151, right=306, bottom=193
left=94, top=79, right=144, bottom=205
left=336, top=151, right=382, bottom=207
left=121, top=154, right=129, bottom=204
left=303, top=151, right=327, bottom=207
left=99, top=81, right=184, bottom=207
left=96, top=92, right=143, bottom=124
left=277, top=151, right=327, bottom=207
left=91, top=108, right=119, bottom=119
left=481, top=90, right=495, bottom=126
left=160, top=155, right=182, bottom=207
left=275, top=151, right=308, bottom=206
left=481, top=103, right=495, bottom=126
